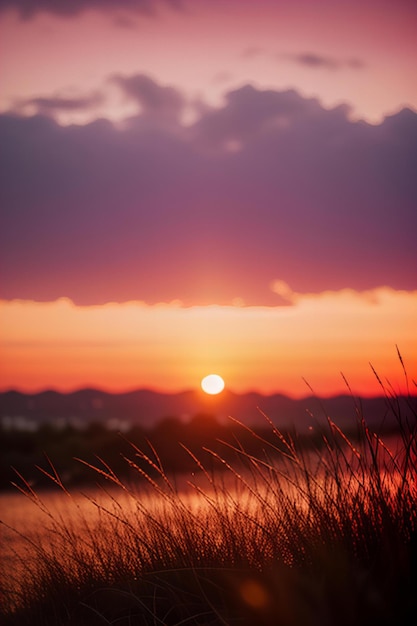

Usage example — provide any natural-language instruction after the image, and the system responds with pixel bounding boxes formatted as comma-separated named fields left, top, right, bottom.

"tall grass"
left=1, top=365, right=416, bottom=625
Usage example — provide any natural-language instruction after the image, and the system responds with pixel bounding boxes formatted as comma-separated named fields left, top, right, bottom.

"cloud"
left=190, top=85, right=323, bottom=149
left=287, top=52, right=365, bottom=71
left=270, top=280, right=297, bottom=305
left=293, top=52, right=340, bottom=70
left=0, top=79, right=416, bottom=306
left=111, top=74, right=184, bottom=123
left=13, top=92, right=103, bottom=116
left=0, top=0, right=181, bottom=18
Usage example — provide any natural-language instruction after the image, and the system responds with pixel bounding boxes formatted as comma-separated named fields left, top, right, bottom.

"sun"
left=201, top=374, right=225, bottom=395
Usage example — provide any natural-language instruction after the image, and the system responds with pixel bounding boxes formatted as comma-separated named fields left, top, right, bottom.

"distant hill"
left=1, top=388, right=414, bottom=433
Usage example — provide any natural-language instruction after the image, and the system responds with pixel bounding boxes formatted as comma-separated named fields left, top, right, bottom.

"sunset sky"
left=0, top=0, right=416, bottom=396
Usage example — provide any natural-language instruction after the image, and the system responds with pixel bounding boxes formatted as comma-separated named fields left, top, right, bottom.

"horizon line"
left=1, top=385, right=413, bottom=401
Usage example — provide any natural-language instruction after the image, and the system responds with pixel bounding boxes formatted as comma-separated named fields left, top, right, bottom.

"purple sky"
left=0, top=0, right=416, bottom=306
left=1, top=81, right=416, bottom=305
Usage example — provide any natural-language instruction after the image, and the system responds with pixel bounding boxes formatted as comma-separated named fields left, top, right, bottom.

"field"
left=1, top=381, right=416, bottom=626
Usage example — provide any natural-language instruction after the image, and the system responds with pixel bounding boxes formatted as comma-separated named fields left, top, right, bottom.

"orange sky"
left=1, top=288, right=416, bottom=396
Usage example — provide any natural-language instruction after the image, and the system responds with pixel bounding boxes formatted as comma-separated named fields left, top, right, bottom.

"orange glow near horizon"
left=0, top=288, right=416, bottom=397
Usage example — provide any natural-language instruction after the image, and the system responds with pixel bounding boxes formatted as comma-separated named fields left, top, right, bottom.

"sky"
left=0, top=0, right=416, bottom=396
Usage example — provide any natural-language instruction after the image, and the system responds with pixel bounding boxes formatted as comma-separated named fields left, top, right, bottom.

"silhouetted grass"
left=1, top=361, right=416, bottom=625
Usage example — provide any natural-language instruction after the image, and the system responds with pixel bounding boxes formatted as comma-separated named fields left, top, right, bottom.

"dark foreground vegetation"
left=0, top=403, right=409, bottom=491
left=1, top=369, right=416, bottom=625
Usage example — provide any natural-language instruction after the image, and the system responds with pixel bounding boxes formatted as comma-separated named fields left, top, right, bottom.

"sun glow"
left=201, top=374, right=225, bottom=395
left=1, top=292, right=416, bottom=395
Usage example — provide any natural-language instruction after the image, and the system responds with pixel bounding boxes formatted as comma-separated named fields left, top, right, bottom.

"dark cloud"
left=1, top=81, right=416, bottom=306
left=112, top=74, right=184, bottom=123
left=288, top=52, right=365, bottom=70
left=14, top=92, right=103, bottom=116
left=294, top=52, right=339, bottom=69
left=190, top=86, right=323, bottom=149
left=0, top=0, right=181, bottom=18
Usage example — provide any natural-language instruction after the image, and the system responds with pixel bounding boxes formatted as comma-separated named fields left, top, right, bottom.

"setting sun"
left=201, top=374, right=225, bottom=395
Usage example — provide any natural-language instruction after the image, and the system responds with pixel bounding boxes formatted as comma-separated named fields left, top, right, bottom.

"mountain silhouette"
left=0, top=388, right=410, bottom=433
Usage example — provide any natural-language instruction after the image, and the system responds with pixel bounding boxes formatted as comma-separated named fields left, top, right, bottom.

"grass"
left=1, top=360, right=416, bottom=625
